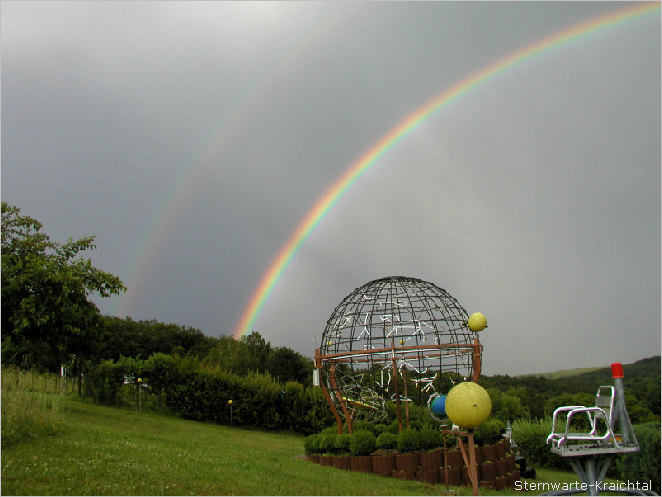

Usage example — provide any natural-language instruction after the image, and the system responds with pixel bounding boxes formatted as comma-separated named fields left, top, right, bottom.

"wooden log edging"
left=304, top=438, right=521, bottom=489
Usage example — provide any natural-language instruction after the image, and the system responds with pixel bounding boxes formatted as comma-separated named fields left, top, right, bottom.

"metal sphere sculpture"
left=314, top=276, right=483, bottom=431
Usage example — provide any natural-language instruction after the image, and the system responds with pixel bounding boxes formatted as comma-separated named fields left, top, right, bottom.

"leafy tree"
left=1, top=202, right=125, bottom=373
left=99, top=316, right=212, bottom=361
left=240, top=331, right=272, bottom=372
left=266, top=346, right=313, bottom=384
left=202, top=335, right=254, bottom=375
left=487, top=387, right=531, bottom=422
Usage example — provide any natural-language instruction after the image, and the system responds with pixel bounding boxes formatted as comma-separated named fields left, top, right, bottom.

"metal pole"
left=137, top=378, right=142, bottom=414
left=401, top=366, right=410, bottom=429
left=391, top=340, right=402, bottom=432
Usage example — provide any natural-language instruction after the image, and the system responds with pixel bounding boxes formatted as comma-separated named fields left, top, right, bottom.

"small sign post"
left=137, top=378, right=142, bottom=413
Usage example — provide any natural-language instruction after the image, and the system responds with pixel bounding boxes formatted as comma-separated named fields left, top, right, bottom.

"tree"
left=98, top=316, right=211, bottom=361
left=266, top=346, right=313, bottom=385
left=1, top=202, right=125, bottom=372
left=240, top=331, right=271, bottom=373
left=202, top=336, right=254, bottom=375
left=486, top=387, right=531, bottom=422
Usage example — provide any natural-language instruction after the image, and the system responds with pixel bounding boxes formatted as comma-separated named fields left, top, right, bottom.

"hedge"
left=349, top=430, right=376, bottom=456
left=614, top=423, right=660, bottom=494
left=85, top=354, right=333, bottom=435
left=511, top=417, right=570, bottom=470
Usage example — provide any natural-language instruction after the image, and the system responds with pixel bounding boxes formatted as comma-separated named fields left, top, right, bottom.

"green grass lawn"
left=1, top=396, right=589, bottom=496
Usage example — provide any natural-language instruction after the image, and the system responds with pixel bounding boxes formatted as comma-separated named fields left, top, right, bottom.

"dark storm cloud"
left=2, top=2, right=659, bottom=375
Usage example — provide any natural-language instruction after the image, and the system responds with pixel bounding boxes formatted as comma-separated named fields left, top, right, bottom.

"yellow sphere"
left=445, top=382, right=492, bottom=429
left=468, top=312, right=487, bottom=331
left=228, top=400, right=233, bottom=405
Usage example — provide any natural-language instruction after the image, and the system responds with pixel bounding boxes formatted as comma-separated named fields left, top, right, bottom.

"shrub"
left=511, top=417, right=569, bottom=470
left=614, top=423, right=660, bottom=494
left=397, top=428, right=422, bottom=453
left=319, top=433, right=338, bottom=454
left=385, top=420, right=400, bottom=434
left=373, top=423, right=388, bottom=436
left=336, top=433, right=352, bottom=454
left=352, top=420, right=375, bottom=434
left=420, top=428, right=442, bottom=450
left=303, top=433, right=323, bottom=455
left=376, top=432, right=398, bottom=450
left=474, top=418, right=506, bottom=446
left=301, top=386, right=335, bottom=435
left=350, top=430, right=376, bottom=456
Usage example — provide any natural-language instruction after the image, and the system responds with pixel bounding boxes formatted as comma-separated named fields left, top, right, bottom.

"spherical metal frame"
left=315, top=276, right=482, bottom=428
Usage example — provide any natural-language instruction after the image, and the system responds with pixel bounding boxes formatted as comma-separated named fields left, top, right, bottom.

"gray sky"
left=2, top=2, right=659, bottom=376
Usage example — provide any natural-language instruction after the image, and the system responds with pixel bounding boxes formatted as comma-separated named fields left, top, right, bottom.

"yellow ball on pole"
left=468, top=312, right=487, bottom=331
left=445, top=382, right=492, bottom=429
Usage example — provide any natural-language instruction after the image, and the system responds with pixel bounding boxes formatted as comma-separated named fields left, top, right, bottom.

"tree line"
left=2, top=202, right=312, bottom=387
left=2, top=201, right=658, bottom=426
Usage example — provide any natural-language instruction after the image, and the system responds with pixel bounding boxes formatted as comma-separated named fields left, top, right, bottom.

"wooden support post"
left=315, top=349, right=343, bottom=434
left=329, top=364, right=352, bottom=434
left=401, top=366, right=410, bottom=430
left=445, top=428, right=480, bottom=496
left=467, top=430, right=479, bottom=496
left=391, top=341, right=402, bottom=432
left=472, top=338, right=482, bottom=382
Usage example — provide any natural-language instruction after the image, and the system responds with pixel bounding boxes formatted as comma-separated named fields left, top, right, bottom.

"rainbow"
left=233, top=2, right=659, bottom=339
left=112, top=10, right=347, bottom=319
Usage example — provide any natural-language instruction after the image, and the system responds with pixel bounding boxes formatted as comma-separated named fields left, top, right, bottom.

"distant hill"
left=516, top=356, right=660, bottom=380
left=480, top=356, right=660, bottom=419
left=517, top=367, right=603, bottom=379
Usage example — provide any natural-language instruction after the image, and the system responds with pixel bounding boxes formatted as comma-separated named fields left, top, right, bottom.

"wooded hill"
left=478, top=355, right=660, bottom=421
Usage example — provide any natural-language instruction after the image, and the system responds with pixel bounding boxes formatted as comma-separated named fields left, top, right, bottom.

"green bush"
left=385, top=420, right=400, bottom=434
left=397, top=428, right=422, bottom=453
left=319, top=433, right=338, bottom=454
left=349, top=430, right=376, bottom=456
left=511, top=417, right=569, bottom=470
left=474, top=418, right=506, bottom=446
left=336, top=433, right=352, bottom=454
left=376, top=432, right=398, bottom=450
left=303, top=433, right=323, bottom=455
left=373, top=423, right=388, bottom=436
left=301, top=387, right=334, bottom=435
left=420, top=428, right=442, bottom=450
left=614, top=423, right=660, bottom=494
left=352, top=420, right=375, bottom=433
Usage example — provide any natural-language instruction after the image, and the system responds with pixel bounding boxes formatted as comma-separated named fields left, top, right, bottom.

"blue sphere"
left=431, top=395, right=447, bottom=417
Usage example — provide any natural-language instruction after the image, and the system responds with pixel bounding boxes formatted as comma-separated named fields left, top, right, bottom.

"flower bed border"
left=305, top=438, right=521, bottom=489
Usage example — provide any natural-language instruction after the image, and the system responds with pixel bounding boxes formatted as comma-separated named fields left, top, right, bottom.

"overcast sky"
left=2, top=2, right=659, bottom=376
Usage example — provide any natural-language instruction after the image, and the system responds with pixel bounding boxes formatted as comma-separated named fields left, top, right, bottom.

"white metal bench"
left=546, top=386, right=618, bottom=450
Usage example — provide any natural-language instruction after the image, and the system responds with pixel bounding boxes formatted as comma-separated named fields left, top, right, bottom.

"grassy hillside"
left=2, top=396, right=582, bottom=496
left=516, top=356, right=660, bottom=381
left=516, top=367, right=602, bottom=379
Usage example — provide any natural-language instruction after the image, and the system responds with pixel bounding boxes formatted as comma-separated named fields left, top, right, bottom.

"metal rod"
left=319, top=342, right=477, bottom=361
left=391, top=340, right=402, bottom=432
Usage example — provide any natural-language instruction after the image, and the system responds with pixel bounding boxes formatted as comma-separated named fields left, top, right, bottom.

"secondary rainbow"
left=235, top=2, right=659, bottom=339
